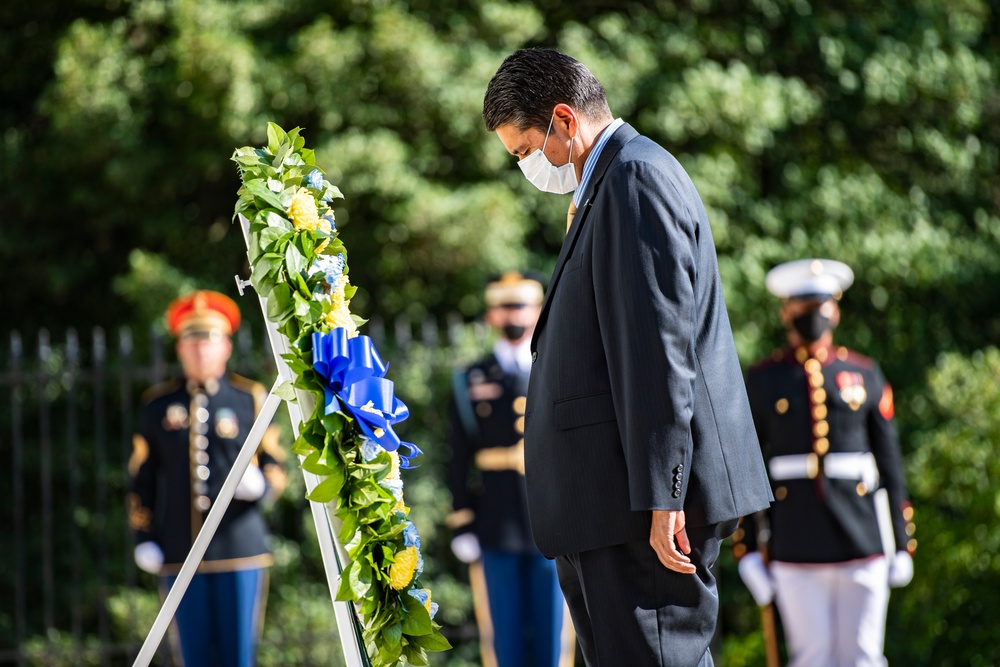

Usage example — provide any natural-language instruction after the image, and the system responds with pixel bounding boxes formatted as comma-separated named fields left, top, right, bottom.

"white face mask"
left=517, top=116, right=578, bottom=195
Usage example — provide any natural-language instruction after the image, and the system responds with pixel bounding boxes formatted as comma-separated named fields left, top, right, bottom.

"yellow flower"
left=389, top=546, right=419, bottom=590
left=386, top=451, right=401, bottom=480
left=320, top=305, right=357, bottom=335
left=394, top=499, right=407, bottom=515
left=288, top=188, right=320, bottom=231
left=319, top=278, right=358, bottom=336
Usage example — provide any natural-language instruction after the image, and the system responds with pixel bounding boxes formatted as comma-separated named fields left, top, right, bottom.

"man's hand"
left=888, top=550, right=914, bottom=588
left=235, top=465, right=267, bottom=502
left=737, top=551, right=775, bottom=605
left=450, top=533, right=482, bottom=563
left=650, top=510, right=696, bottom=574
left=134, top=541, right=164, bottom=575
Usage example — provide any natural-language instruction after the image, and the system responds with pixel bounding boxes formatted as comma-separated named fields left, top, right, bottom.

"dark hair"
left=482, top=48, right=612, bottom=132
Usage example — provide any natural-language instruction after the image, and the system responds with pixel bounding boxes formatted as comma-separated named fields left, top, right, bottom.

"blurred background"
left=1, top=0, right=999, bottom=664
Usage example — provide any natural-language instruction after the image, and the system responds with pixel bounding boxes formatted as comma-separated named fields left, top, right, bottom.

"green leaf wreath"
left=232, top=123, right=451, bottom=666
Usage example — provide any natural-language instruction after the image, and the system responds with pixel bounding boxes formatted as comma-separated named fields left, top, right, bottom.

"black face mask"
left=791, top=311, right=831, bottom=343
left=501, top=324, right=527, bottom=341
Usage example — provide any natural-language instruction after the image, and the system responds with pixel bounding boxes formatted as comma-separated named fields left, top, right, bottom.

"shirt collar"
left=493, top=338, right=532, bottom=375
left=573, top=117, right=625, bottom=207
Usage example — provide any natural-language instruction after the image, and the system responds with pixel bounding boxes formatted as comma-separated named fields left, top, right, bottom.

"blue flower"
left=403, top=522, right=420, bottom=549
left=408, top=587, right=437, bottom=618
left=382, top=476, right=404, bottom=500
left=361, top=438, right=383, bottom=462
left=322, top=213, right=337, bottom=233
left=303, top=169, right=324, bottom=190
left=310, top=253, right=345, bottom=286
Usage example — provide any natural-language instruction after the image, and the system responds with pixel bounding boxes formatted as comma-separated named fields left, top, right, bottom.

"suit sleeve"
left=446, top=385, right=477, bottom=536
left=593, top=159, right=700, bottom=512
left=127, top=406, right=158, bottom=546
left=868, top=364, right=914, bottom=552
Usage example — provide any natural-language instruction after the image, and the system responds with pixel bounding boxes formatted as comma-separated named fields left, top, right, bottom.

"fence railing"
left=0, top=315, right=485, bottom=666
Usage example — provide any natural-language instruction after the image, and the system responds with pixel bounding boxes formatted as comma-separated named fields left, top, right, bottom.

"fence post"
left=92, top=327, right=111, bottom=656
left=394, top=314, right=412, bottom=351
left=67, top=328, right=85, bottom=661
left=37, top=329, right=56, bottom=633
left=119, top=326, right=137, bottom=664
left=10, top=332, right=27, bottom=667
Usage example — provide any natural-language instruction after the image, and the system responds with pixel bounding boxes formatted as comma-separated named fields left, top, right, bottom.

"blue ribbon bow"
left=312, top=328, right=421, bottom=467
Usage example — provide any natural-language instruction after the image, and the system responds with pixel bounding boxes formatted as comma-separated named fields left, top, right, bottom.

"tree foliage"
left=2, top=0, right=1000, bottom=663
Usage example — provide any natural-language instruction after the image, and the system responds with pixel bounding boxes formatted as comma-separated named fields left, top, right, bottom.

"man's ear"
left=552, top=103, right=578, bottom=137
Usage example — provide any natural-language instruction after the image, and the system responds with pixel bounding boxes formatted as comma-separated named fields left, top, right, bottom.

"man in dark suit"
left=127, top=290, right=286, bottom=667
left=732, top=259, right=915, bottom=667
left=482, top=48, right=773, bottom=666
left=447, top=271, right=574, bottom=667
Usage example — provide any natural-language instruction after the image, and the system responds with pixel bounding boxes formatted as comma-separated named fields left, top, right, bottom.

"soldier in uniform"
left=447, top=272, right=574, bottom=667
left=733, top=259, right=916, bottom=667
left=127, top=290, right=287, bottom=667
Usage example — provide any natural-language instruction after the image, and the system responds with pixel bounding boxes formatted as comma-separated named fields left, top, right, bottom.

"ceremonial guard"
left=447, top=272, right=574, bottom=667
left=734, top=259, right=916, bottom=667
left=127, top=290, right=286, bottom=667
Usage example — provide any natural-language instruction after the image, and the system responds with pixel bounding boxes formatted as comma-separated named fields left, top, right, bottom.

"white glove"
left=450, top=533, right=482, bottom=564
left=888, top=551, right=914, bottom=588
left=134, top=542, right=164, bottom=575
left=737, top=551, right=775, bottom=606
left=235, top=465, right=267, bottom=502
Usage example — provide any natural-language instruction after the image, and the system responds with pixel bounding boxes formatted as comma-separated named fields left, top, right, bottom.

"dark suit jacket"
left=525, top=123, right=772, bottom=557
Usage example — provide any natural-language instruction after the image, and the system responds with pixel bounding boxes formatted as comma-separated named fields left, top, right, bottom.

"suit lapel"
left=531, top=123, right=640, bottom=351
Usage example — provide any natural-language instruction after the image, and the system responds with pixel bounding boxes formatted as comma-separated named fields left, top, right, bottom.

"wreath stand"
left=132, top=215, right=368, bottom=667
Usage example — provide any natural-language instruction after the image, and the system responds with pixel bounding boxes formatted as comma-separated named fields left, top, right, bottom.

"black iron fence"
left=0, top=316, right=484, bottom=666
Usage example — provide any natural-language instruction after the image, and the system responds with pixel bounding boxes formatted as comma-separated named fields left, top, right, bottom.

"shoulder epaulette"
left=140, top=379, right=183, bottom=405
left=227, top=373, right=268, bottom=411
left=749, top=349, right=788, bottom=373
left=834, top=346, right=875, bottom=370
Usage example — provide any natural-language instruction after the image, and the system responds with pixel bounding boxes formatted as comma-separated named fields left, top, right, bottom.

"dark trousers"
left=163, top=568, right=267, bottom=667
left=555, top=521, right=736, bottom=667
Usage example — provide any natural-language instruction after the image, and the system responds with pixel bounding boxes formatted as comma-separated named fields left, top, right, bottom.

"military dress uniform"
left=127, top=291, right=286, bottom=667
left=448, top=273, right=573, bottom=667
left=733, top=260, right=916, bottom=667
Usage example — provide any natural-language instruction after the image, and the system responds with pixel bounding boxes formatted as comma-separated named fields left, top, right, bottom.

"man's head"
left=765, top=259, right=854, bottom=346
left=483, top=49, right=615, bottom=194
left=484, top=271, right=544, bottom=345
left=166, top=290, right=241, bottom=383
left=483, top=48, right=612, bottom=134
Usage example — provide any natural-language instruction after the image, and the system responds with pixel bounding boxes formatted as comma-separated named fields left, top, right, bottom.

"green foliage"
left=233, top=123, right=450, bottom=665
left=112, top=249, right=199, bottom=333
left=892, top=348, right=1000, bottom=666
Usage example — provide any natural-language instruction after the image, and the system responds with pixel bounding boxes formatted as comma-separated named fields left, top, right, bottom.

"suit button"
left=531, top=351, right=537, bottom=362
left=676, top=464, right=684, bottom=471
left=672, top=490, right=681, bottom=498
left=674, top=481, right=682, bottom=490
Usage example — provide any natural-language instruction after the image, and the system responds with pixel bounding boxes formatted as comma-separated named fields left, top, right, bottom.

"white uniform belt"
left=769, top=452, right=880, bottom=491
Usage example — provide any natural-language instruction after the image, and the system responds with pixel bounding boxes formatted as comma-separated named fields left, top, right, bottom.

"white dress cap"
left=765, top=259, right=854, bottom=299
